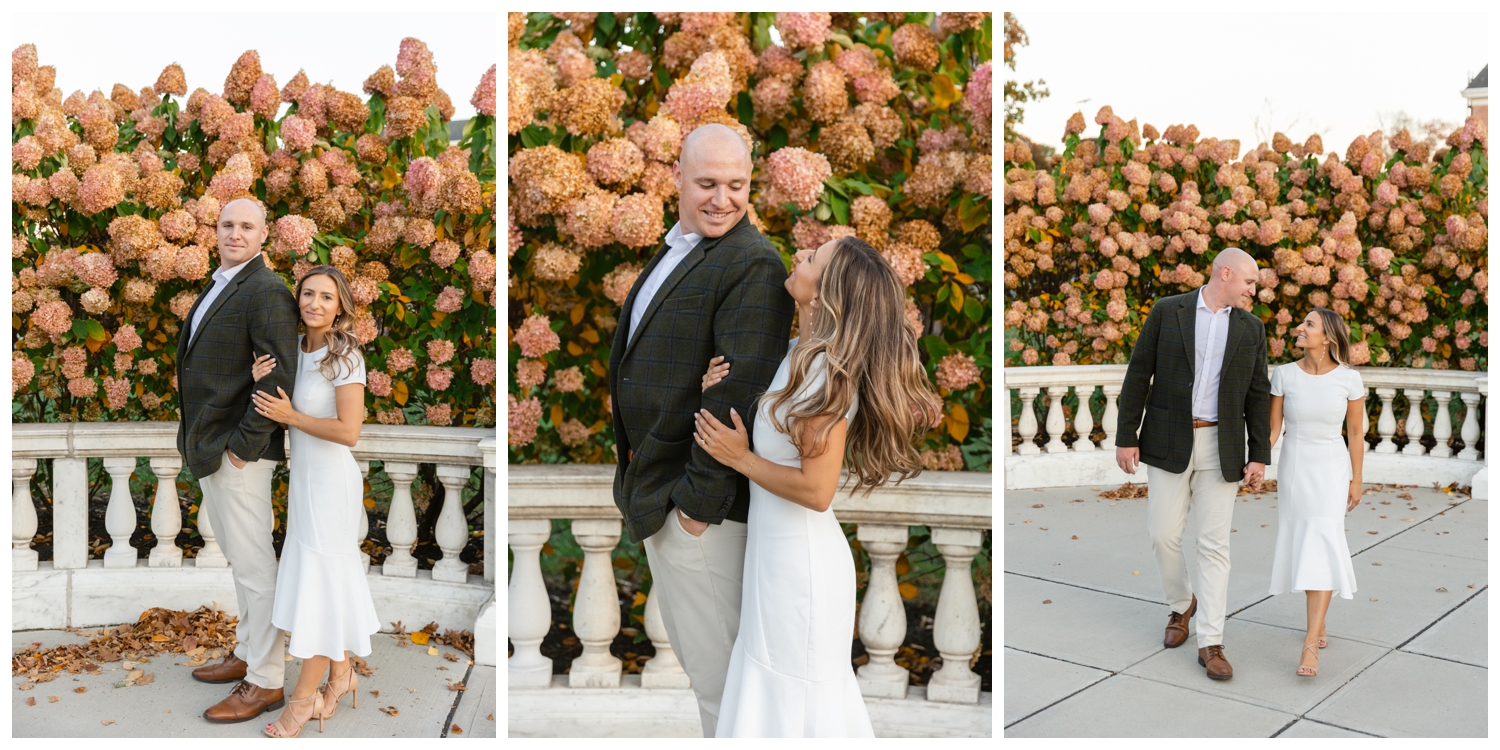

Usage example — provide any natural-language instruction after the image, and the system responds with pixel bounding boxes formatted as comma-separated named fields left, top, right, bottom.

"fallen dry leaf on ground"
left=370, top=689, right=380, bottom=698
left=13, top=606, right=238, bottom=686
left=451, top=724, right=463, bottom=734
left=487, top=713, right=494, bottom=721
left=443, top=652, right=459, bottom=662
left=18, top=682, right=33, bottom=691
left=379, top=706, right=400, bottom=716
left=48, top=696, right=58, bottom=703
left=102, top=720, right=114, bottom=725
left=26, top=696, right=35, bottom=706
left=409, top=632, right=431, bottom=646
left=74, top=687, right=87, bottom=694
left=396, top=639, right=410, bottom=648
left=427, top=646, right=440, bottom=656
left=1042, top=600, right=1052, bottom=604
left=448, top=681, right=467, bottom=691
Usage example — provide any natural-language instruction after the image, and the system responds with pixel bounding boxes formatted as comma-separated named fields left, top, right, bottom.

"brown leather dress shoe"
left=1163, top=595, right=1197, bottom=648
left=204, top=680, right=286, bottom=723
left=192, top=654, right=248, bottom=684
left=1198, top=645, right=1233, bottom=681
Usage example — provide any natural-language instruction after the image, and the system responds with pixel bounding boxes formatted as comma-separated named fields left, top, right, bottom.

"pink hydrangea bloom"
left=281, top=114, right=316, bottom=152
left=471, top=358, right=497, bottom=387
left=13, top=355, right=35, bottom=396
left=404, top=156, right=442, bottom=213
left=367, top=370, right=393, bottom=397
left=554, top=366, right=585, bottom=393
left=775, top=12, right=831, bottom=51
left=470, top=64, right=496, bottom=117
left=387, top=347, right=417, bottom=373
left=426, top=365, right=454, bottom=391
left=515, top=313, right=560, bottom=357
left=426, top=338, right=456, bottom=365
left=434, top=285, right=465, bottom=313
left=68, top=377, right=99, bottom=399
left=508, top=394, right=542, bottom=446
left=936, top=352, right=981, bottom=390
left=425, top=403, right=453, bottom=426
left=612, top=193, right=665, bottom=247
left=765, top=147, right=832, bottom=211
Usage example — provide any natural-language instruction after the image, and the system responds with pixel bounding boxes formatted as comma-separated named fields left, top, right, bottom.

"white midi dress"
left=1267, top=362, right=1363, bottom=600
left=270, top=336, right=381, bottom=659
left=716, top=340, right=875, bottom=738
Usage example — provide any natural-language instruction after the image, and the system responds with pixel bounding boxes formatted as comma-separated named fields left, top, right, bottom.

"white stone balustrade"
left=1006, top=365, right=1486, bottom=491
left=11, top=422, right=494, bottom=641
left=507, top=465, right=992, bottom=722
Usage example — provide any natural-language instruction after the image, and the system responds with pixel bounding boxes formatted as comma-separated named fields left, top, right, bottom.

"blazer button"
left=623, top=377, right=630, bottom=382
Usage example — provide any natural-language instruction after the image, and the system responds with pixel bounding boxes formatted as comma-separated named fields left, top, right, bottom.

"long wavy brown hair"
left=762, top=236, right=943, bottom=495
left=294, top=265, right=362, bottom=382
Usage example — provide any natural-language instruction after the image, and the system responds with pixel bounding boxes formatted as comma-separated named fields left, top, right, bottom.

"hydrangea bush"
left=1004, top=107, right=1489, bottom=372
left=508, top=12, right=994, bottom=471
left=12, top=41, right=499, bottom=427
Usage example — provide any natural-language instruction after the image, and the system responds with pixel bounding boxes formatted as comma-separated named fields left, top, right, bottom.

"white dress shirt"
left=628, top=223, right=703, bottom=345
left=1192, top=288, right=1232, bottom=422
left=189, top=253, right=261, bottom=346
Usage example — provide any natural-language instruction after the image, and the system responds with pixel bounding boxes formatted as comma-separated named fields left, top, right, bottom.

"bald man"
left=1114, top=247, right=1271, bottom=682
left=176, top=197, right=301, bottom=723
left=608, top=123, right=794, bottom=736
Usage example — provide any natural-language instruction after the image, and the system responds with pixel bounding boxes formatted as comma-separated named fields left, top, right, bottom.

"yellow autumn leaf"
left=931, top=74, right=958, bottom=110
left=363, top=497, right=375, bottom=509
left=895, top=554, right=910, bottom=577
left=567, top=341, right=584, bottom=356
left=427, top=646, right=439, bottom=656
left=954, top=272, right=975, bottom=284
left=590, top=360, right=607, bottom=377
left=898, top=582, right=918, bottom=599
left=151, top=634, right=170, bottom=642
left=947, top=404, right=970, bottom=442
left=410, top=631, right=430, bottom=645
left=935, top=252, right=959, bottom=274
left=550, top=403, right=564, bottom=426
left=950, top=282, right=965, bottom=313
left=571, top=302, right=586, bottom=325
left=393, top=381, right=409, bottom=406
left=579, top=327, right=600, bottom=344
left=633, top=591, right=647, bottom=608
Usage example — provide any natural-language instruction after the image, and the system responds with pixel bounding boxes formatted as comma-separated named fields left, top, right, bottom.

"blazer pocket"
left=659, top=293, right=704, bottom=311
left=1140, top=404, right=1173, bottom=459
left=623, top=433, right=694, bottom=494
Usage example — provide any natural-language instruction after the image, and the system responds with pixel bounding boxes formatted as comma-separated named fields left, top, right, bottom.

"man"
left=1114, top=247, right=1271, bottom=682
left=176, top=197, right=301, bottom=722
left=608, top=123, right=794, bottom=736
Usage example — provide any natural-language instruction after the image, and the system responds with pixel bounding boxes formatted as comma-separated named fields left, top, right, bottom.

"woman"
left=249, top=265, right=380, bottom=736
left=1267, top=307, right=1365, bottom=678
left=693, top=236, right=943, bottom=737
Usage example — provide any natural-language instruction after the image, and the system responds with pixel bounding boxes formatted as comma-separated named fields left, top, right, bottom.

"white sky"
left=1008, top=11, right=1488, bottom=157
left=12, top=12, right=496, bottom=122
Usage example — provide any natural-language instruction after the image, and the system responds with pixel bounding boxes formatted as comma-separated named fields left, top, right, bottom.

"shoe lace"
left=1206, top=645, right=1225, bottom=659
left=1168, top=611, right=1186, bottom=626
left=231, top=680, right=255, bottom=698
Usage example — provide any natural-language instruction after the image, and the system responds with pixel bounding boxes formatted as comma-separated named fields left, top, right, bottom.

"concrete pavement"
left=1004, top=483, right=1487, bottom=737
left=12, top=628, right=495, bottom=738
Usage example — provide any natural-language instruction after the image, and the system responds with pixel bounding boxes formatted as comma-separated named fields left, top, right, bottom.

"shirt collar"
left=1197, top=288, right=1230, bottom=315
left=664, top=222, right=703, bottom=252
left=214, top=252, right=261, bottom=283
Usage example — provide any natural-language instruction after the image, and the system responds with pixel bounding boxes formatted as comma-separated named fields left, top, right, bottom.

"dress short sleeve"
left=1345, top=366, right=1365, bottom=401
left=330, top=349, right=366, bottom=388
left=1270, top=365, right=1284, bottom=397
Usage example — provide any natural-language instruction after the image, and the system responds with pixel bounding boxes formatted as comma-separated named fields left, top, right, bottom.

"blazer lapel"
left=1177, top=291, right=1198, bottom=378
left=621, top=214, right=749, bottom=363
left=1218, top=308, right=1250, bottom=416
left=182, top=254, right=265, bottom=360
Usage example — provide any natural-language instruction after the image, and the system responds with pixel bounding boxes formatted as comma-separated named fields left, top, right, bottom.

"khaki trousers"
left=1145, top=426, right=1239, bottom=649
left=642, top=513, right=748, bottom=738
left=199, top=451, right=285, bottom=689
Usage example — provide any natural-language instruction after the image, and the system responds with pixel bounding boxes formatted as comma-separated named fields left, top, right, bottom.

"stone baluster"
left=1016, top=388, right=1041, bottom=455
left=381, top=462, right=421, bottom=577
left=640, top=587, right=690, bottom=688
left=479, top=437, right=496, bottom=585
left=1043, top=388, right=1067, bottom=453
left=13, top=458, right=39, bottom=571
left=855, top=523, right=910, bottom=699
left=570, top=518, right=624, bottom=687
left=1003, top=386, right=1013, bottom=455
left=1072, top=384, right=1096, bottom=452
left=1373, top=388, right=1398, bottom=454
left=102, top=458, right=139, bottom=568
left=432, top=465, right=473, bottom=583
left=927, top=527, right=983, bottom=704
left=1458, top=392, right=1481, bottom=461
left=52, top=458, right=88, bottom=570
left=1430, top=391, right=1454, bottom=458
left=1401, top=389, right=1427, bottom=457
left=507, top=518, right=553, bottom=688
left=1473, top=378, right=1488, bottom=500
left=194, top=489, right=227, bottom=568
left=147, top=456, right=183, bottom=567
left=1100, top=383, right=1121, bottom=450
left=356, top=460, right=372, bottom=574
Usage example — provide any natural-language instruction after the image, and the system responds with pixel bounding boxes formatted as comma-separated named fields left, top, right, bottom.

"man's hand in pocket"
left=227, top=449, right=247, bottom=470
left=676, top=508, right=708, bottom=537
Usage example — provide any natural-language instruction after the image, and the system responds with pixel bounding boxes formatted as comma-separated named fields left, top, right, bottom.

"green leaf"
left=847, top=180, right=874, bottom=195
left=960, top=243, right=982, bottom=259
left=963, top=296, right=983, bottom=323
left=828, top=191, right=849, bottom=225
left=597, top=12, right=616, bottom=34
left=72, top=320, right=91, bottom=340
left=736, top=91, right=754, bottom=128
left=921, top=335, right=951, bottom=361
left=769, top=126, right=788, bottom=152
left=85, top=320, right=107, bottom=342
left=520, top=124, right=551, bottom=149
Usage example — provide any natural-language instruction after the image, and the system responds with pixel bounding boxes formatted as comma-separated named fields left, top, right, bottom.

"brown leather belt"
left=1192, top=419, right=1218, bottom=428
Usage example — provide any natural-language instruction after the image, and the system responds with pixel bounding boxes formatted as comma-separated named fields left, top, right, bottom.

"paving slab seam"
left=1229, top=619, right=1398, bottom=650
left=1001, top=672, right=1114, bottom=730
left=439, top=661, right=473, bottom=737
left=1349, top=496, right=1474, bottom=558
left=1002, top=570, right=1172, bottom=607
left=1281, top=718, right=1383, bottom=738
left=1393, top=648, right=1488, bottom=671
left=1391, top=584, right=1489, bottom=652
left=1004, top=645, right=1131, bottom=676
left=1297, top=647, right=1411, bottom=724
left=1268, top=717, right=1299, bottom=737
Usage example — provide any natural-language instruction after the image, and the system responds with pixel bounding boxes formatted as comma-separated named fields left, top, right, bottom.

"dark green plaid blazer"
left=175, top=253, right=300, bottom=480
left=609, top=213, right=795, bottom=543
left=1114, top=288, right=1272, bottom=482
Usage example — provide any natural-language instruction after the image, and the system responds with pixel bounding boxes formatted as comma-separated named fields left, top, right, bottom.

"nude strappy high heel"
left=317, top=666, right=359, bottom=720
left=1296, top=642, right=1319, bottom=677
left=263, top=691, right=325, bottom=737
